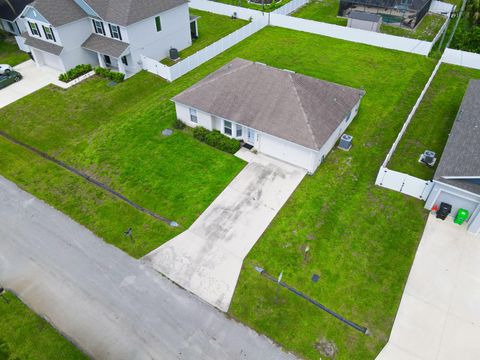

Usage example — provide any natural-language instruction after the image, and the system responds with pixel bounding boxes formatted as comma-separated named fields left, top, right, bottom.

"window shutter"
left=28, top=21, right=34, bottom=33
left=50, top=27, right=56, bottom=42
left=42, top=25, right=48, bottom=38
left=108, top=23, right=113, bottom=37
left=155, top=16, right=161, bottom=32
left=100, top=21, right=105, bottom=35
left=92, top=19, right=97, bottom=33
left=117, top=26, right=122, bottom=41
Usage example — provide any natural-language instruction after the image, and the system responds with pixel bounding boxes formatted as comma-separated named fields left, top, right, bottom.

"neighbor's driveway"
left=0, top=176, right=296, bottom=360
left=377, top=214, right=480, bottom=360
left=0, top=60, right=61, bottom=109
left=144, top=149, right=306, bottom=311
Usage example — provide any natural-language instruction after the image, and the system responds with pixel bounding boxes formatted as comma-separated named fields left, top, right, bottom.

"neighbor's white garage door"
left=33, top=49, right=64, bottom=71
left=258, top=132, right=314, bottom=172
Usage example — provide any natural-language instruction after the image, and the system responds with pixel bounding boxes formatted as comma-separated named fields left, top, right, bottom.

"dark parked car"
left=0, top=70, right=22, bottom=90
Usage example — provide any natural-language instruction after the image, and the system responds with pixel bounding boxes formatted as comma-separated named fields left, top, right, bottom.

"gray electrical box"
left=338, top=134, right=353, bottom=151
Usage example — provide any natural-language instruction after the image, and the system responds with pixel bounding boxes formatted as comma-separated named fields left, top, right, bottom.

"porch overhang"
left=81, top=33, right=129, bottom=58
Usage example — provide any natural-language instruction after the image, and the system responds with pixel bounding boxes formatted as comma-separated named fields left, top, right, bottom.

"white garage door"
left=34, top=49, right=64, bottom=71
left=435, top=190, right=479, bottom=221
left=258, top=132, right=313, bottom=172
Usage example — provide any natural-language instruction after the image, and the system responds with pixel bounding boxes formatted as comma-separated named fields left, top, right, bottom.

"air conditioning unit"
left=419, top=150, right=436, bottom=166
left=169, top=48, right=179, bottom=61
left=338, top=134, right=353, bottom=151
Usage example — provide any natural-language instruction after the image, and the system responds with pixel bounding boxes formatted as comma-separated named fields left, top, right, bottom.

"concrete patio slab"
left=376, top=214, right=480, bottom=360
left=144, top=151, right=306, bottom=311
left=0, top=60, right=62, bottom=109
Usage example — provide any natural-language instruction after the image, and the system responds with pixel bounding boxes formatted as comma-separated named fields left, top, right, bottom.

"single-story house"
left=347, top=11, right=382, bottom=32
left=425, top=80, right=480, bottom=235
left=172, top=58, right=365, bottom=173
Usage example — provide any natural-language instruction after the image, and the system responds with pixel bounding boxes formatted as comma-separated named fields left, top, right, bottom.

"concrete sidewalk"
left=0, top=176, right=297, bottom=360
left=144, top=150, right=306, bottom=311
left=377, top=215, right=480, bottom=360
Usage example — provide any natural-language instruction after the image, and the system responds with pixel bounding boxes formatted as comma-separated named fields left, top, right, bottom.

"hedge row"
left=193, top=127, right=240, bottom=154
left=58, top=64, right=92, bottom=83
left=94, top=67, right=125, bottom=82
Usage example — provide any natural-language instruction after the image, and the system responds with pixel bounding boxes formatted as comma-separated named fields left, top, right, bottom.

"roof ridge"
left=178, top=59, right=252, bottom=97
left=288, top=73, right=319, bottom=149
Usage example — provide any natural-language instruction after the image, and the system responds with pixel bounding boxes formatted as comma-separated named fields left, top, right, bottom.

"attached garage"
left=23, top=31, right=65, bottom=72
left=425, top=80, right=480, bottom=235
left=31, top=48, right=64, bottom=71
left=172, top=59, right=364, bottom=173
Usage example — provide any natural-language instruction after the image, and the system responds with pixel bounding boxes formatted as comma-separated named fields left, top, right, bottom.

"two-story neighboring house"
left=0, top=0, right=33, bottom=52
left=19, top=0, right=193, bottom=75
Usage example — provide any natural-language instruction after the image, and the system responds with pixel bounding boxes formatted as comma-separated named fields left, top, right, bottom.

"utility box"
left=338, top=134, right=353, bottom=151
left=454, top=208, right=469, bottom=225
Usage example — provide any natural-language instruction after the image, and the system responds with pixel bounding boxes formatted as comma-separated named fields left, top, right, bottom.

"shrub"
left=173, top=119, right=186, bottom=130
left=193, top=127, right=240, bottom=154
left=94, top=67, right=125, bottom=82
left=58, top=64, right=92, bottom=83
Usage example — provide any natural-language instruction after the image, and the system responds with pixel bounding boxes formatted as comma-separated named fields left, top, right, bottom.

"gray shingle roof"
left=81, top=33, right=129, bottom=58
left=83, top=0, right=188, bottom=26
left=434, top=80, right=480, bottom=195
left=30, top=0, right=86, bottom=27
left=172, top=59, right=365, bottom=151
left=348, top=11, right=382, bottom=22
left=22, top=31, right=63, bottom=55
left=0, top=0, right=33, bottom=21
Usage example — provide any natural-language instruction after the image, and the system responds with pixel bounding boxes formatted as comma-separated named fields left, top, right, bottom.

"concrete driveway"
left=0, top=60, right=61, bottom=108
left=0, top=176, right=296, bottom=360
left=144, top=150, right=306, bottom=311
left=377, top=215, right=480, bottom=360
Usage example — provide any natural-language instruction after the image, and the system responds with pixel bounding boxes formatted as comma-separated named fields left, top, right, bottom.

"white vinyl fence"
left=269, top=14, right=433, bottom=55
left=141, top=19, right=268, bottom=81
left=272, top=0, right=308, bottom=15
left=442, top=48, right=480, bottom=70
left=376, top=167, right=434, bottom=200
left=189, top=0, right=264, bottom=20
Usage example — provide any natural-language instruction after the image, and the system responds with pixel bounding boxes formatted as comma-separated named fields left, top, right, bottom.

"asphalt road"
left=0, top=176, right=296, bottom=360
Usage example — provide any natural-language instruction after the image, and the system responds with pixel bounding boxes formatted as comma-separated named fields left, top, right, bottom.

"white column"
left=97, top=52, right=105, bottom=68
left=118, top=59, right=126, bottom=74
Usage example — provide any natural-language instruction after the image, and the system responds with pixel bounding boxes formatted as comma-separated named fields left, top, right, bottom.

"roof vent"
left=338, top=134, right=353, bottom=151
left=419, top=150, right=436, bottom=167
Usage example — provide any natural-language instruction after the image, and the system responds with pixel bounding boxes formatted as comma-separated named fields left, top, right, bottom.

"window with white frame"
left=92, top=19, right=105, bottom=35
left=189, top=108, right=198, bottom=123
left=28, top=21, right=40, bottom=36
left=236, top=124, right=242, bottom=138
left=109, top=24, right=122, bottom=40
left=224, top=120, right=232, bottom=136
left=42, top=25, right=55, bottom=41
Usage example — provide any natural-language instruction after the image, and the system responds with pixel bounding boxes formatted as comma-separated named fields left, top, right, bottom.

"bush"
left=94, top=67, right=125, bottom=82
left=193, top=127, right=240, bottom=154
left=173, top=119, right=186, bottom=130
left=58, top=64, right=92, bottom=83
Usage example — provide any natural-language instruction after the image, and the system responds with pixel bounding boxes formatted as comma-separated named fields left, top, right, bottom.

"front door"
left=247, top=128, right=256, bottom=145
left=104, top=55, right=111, bottom=66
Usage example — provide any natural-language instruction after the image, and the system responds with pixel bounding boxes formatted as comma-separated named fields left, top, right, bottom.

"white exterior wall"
left=175, top=103, right=214, bottom=130
left=57, top=18, right=99, bottom=70
left=30, top=48, right=65, bottom=71
left=425, top=181, right=480, bottom=234
left=129, top=4, right=191, bottom=73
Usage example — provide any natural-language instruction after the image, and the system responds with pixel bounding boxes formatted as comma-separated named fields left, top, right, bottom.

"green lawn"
left=161, top=9, right=248, bottom=66
left=388, top=64, right=480, bottom=179
left=0, top=291, right=86, bottom=359
left=0, top=38, right=29, bottom=66
left=292, top=0, right=347, bottom=26
left=213, top=0, right=291, bottom=12
left=292, top=0, right=446, bottom=40
left=0, top=26, right=435, bottom=359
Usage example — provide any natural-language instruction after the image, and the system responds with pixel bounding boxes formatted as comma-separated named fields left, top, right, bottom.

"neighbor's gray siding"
left=128, top=4, right=191, bottom=72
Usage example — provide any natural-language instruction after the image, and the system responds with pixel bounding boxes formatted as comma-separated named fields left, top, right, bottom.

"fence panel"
left=376, top=167, right=433, bottom=200
left=442, top=48, right=480, bottom=70
left=273, top=0, right=309, bottom=15
left=429, top=0, right=455, bottom=15
left=189, top=0, right=264, bottom=20
left=269, top=14, right=432, bottom=55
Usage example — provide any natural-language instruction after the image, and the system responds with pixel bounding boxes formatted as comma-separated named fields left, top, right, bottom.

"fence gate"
left=376, top=167, right=433, bottom=200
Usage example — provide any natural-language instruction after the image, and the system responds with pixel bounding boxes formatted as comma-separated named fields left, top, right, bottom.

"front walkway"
left=377, top=214, right=480, bottom=360
left=144, top=149, right=306, bottom=311
left=0, top=176, right=296, bottom=360
left=0, top=60, right=62, bottom=109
